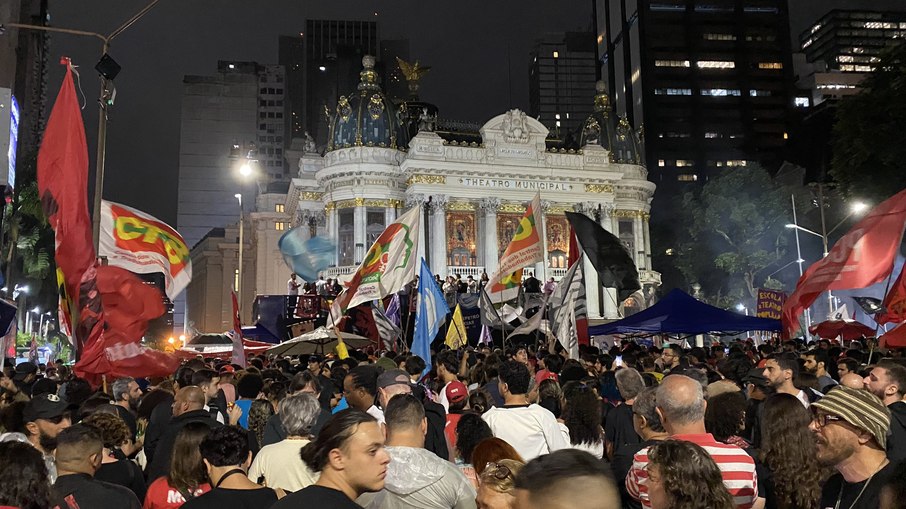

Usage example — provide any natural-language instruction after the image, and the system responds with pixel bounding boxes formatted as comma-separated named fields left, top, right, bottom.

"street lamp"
left=235, top=193, right=244, bottom=309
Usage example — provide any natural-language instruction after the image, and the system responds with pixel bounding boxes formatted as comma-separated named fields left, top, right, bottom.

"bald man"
left=840, top=372, right=866, bottom=390
left=145, top=386, right=223, bottom=481
left=515, top=449, right=618, bottom=509
left=626, top=375, right=759, bottom=509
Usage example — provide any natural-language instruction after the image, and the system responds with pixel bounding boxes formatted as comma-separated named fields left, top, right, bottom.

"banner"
left=331, top=207, right=420, bottom=320
left=567, top=226, right=589, bottom=346
left=878, top=267, right=906, bottom=324
left=487, top=192, right=543, bottom=303
left=782, top=188, right=906, bottom=337
left=565, top=211, right=640, bottom=302
left=549, top=255, right=585, bottom=358
left=445, top=304, right=468, bottom=349
left=755, top=289, right=786, bottom=320
left=278, top=230, right=335, bottom=283
left=100, top=200, right=192, bottom=301
left=413, top=259, right=448, bottom=376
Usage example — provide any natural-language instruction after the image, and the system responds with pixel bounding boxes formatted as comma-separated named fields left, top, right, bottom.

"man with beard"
left=23, top=392, right=71, bottom=482
left=762, top=353, right=811, bottom=407
left=810, top=386, right=895, bottom=509
left=111, top=377, right=142, bottom=442
left=863, top=360, right=906, bottom=462
left=802, top=349, right=837, bottom=393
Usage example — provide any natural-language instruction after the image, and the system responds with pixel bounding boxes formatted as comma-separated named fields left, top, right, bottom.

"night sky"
left=44, top=0, right=901, bottom=227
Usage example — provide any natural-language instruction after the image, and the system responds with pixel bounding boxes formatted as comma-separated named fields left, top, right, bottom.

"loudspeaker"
left=94, top=53, right=121, bottom=80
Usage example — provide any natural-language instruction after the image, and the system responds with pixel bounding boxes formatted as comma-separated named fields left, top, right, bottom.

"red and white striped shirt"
left=626, top=433, right=757, bottom=509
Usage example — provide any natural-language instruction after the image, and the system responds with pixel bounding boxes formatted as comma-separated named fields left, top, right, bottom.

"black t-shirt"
left=53, top=473, right=141, bottom=509
left=95, top=459, right=146, bottom=502
left=113, top=405, right=138, bottom=442
left=604, top=402, right=640, bottom=455
left=819, top=461, right=897, bottom=509
left=181, top=487, right=279, bottom=509
left=271, top=485, right=359, bottom=509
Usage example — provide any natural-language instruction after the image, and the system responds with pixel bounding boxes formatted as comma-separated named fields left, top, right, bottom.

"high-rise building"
left=175, top=60, right=284, bottom=332
left=278, top=35, right=305, bottom=142
left=379, top=39, right=411, bottom=101
left=529, top=32, right=598, bottom=136
left=596, top=0, right=796, bottom=185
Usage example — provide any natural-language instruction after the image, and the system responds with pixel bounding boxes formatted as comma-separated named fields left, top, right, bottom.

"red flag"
left=37, top=59, right=99, bottom=355
left=877, top=267, right=906, bottom=324
left=231, top=292, right=246, bottom=367
left=567, top=226, right=590, bottom=347
left=75, top=266, right=178, bottom=384
left=782, top=189, right=906, bottom=337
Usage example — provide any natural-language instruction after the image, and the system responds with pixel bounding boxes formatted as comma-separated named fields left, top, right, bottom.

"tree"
left=831, top=42, right=906, bottom=203
left=673, top=165, right=810, bottom=305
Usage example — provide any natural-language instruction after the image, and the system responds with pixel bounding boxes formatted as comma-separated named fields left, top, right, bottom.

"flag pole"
left=325, top=298, right=348, bottom=359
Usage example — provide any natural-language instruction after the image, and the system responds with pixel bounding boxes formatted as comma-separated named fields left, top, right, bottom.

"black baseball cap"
left=743, top=368, right=769, bottom=387
left=13, top=362, right=38, bottom=381
left=23, top=393, right=68, bottom=422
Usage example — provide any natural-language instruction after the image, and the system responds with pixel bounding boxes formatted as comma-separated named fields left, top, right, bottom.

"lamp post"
left=3, top=0, right=160, bottom=250
left=235, top=193, right=244, bottom=311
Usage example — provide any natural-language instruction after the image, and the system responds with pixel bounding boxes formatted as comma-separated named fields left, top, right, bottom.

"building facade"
left=186, top=56, right=659, bottom=332
left=596, top=0, right=796, bottom=185
left=529, top=32, right=599, bottom=136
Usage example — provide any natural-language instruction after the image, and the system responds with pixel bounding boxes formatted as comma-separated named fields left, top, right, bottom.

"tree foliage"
left=831, top=42, right=906, bottom=202
left=673, top=165, right=810, bottom=304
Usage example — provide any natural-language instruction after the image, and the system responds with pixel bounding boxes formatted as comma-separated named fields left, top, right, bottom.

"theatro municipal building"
left=187, top=56, right=659, bottom=333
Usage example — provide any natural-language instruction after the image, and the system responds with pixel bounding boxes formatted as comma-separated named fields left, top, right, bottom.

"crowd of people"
left=1, top=336, right=905, bottom=509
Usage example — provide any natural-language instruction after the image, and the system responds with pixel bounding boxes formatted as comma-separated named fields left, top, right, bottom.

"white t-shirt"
left=247, top=438, right=319, bottom=491
left=436, top=381, right=452, bottom=413
left=367, top=404, right=385, bottom=424
left=482, top=404, right=570, bottom=461
left=558, top=422, right=605, bottom=459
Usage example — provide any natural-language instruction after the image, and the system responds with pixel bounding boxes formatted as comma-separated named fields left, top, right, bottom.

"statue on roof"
left=396, top=57, right=431, bottom=99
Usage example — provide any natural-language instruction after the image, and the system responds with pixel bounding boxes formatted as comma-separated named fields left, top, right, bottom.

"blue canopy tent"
left=588, top=289, right=781, bottom=338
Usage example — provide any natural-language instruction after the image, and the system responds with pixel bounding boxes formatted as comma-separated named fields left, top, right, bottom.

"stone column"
left=406, top=194, right=427, bottom=269
left=643, top=213, right=652, bottom=272
left=479, top=198, right=500, bottom=275
left=353, top=198, right=366, bottom=264
left=429, top=194, right=448, bottom=275
left=634, top=215, right=645, bottom=270
left=600, top=203, right=615, bottom=234
left=385, top=202, right=397, bottom=225
left=326, top=203, right=337, bottom=266
left=537, top=200, right=551, bottom=281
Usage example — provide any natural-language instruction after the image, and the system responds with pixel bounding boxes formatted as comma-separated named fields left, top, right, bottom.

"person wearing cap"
left=364, top=394, right=476, bottom=509
left=377, top=369, right=450, bottom=462
left=862, top=360, right=906, bottom=463
left=810, top=386, right=896, bottom=509
left=434, top=351, right=460, bottom=413
left=742, top=368, right=770, bottom=447
left=23, top=392, right=71, bottom=482
left=444, top=380, right=468, bottom=453
left=12, top=361, right=39, bottom=396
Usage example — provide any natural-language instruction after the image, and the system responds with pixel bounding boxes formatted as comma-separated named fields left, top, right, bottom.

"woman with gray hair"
left=605, top=368, right=645, bottom=460
left=247, top=393, right=320, bottom=491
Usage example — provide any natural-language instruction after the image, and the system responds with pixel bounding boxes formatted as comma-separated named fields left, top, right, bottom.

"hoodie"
left=367, top=446, right=476, bottom=509
left=888, top=400, right=906, bottom=463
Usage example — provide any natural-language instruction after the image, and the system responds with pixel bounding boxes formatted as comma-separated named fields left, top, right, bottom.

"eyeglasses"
left=484, top=462, right=513, bottom=481
left=811, top=411, right=844, bottom=428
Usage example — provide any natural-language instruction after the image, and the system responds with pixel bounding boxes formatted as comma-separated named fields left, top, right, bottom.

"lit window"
left=783, top=132, right=789, bottom=140
left=758, top=62, right=783, bottom=69
left=802, top=37, right=814, bottom=49
left=655, top=88, right=692, bottom=95
left=677, top=174, right=698, bottom=182
left=701, top=88, right=741, bottom=96
left=837, top=55, right=854, bottom=63
left=658, top=160, right=666, bottom=167
left=555, top=121, right=561, bottom=128
left=704, top=132, right=719, bottom=138
left=794, top=97, right=810, bottom=107
left=703, top=33, right=736, bottom=41
left=726, top=160, right=747, bottom=167
left=553, top=51, right=559, bottom=58
left=749, top=90, right=771, bottom=97
left=275, top=222, right=287, bottom=231
left=276, top=204, right=285, bottom=213
left=555, top=114, right=561, bottom=120
left=655, top=59, right=691, bottom=67
left=676, top=160, right=694, bottom=167
left=697, top=60, right=735, bottom=69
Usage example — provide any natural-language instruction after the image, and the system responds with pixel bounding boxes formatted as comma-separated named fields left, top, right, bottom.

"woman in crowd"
left=0, top=441, right=55, bottom=509
left=758, top=393, right=822, bottom=509
left=467, top=389, right=493, bottom=415
left=248, top=393, right=320, bottom=492
left=476, top=459, right=524, bottom=509
left=454, top=413, right=494, bottom=488
left=247, top=399, right=275, bottom=452
left=704, top=391, right=750, bottom=449
left=537, top=379, right=562, bottom=418
left=645, top=440, right=735, bottom=509
left=143, top=422, right=212, bottom=509
left=471, top=437, right=524, bottom=477
left=560, top=381, right=605, bottom=459
left=83, top=411, right=147, bottom=501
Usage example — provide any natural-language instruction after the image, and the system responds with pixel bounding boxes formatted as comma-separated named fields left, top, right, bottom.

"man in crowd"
left=52, top=424, right=141, bottom=508
left=368, top=394, right=475, bottom=508
left=626, top=375, right=758, bottom=509
left=111, top=376, right=143, bottom=441
left=146, top=386, right=223, bottom=480
left=660, top=345, right=681, bottom=374
left=377, top=369, right=449, bottom=461
left=12, top=361, right=39, bottom=396
left=762, top=352, right=811, bottom=407
left=482, top=360, right=568, bottom=460
left=802, top=349, right=838, bottom=393
left=514, top=449, right=619, bottom=509
left=434, top=351, right=459, bottom=413
left=605, top=368, right=644, bottom=460
left=192, top=368, right=226, bottom=424
left=23, top=392, right=71, bottom=482
left=810, top=386, right=896, bottom=509
left=863, top=360, right=906, bottom=462
left=838, top=358, right=860, bottom=378
left=612, top=387, right=667, bottom=508
left=287, top=273, right=301, bottom=310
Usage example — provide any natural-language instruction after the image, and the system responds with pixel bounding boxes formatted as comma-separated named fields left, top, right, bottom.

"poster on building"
left=756, top=289, right=786, bottom=320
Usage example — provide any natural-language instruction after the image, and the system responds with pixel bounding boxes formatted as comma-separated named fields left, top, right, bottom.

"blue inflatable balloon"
left=277, top=228, right=336, bottom=282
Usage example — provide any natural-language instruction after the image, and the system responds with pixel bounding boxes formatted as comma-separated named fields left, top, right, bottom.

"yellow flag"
left=334, top=328, right=350, bottom=360
left=445, top=304, right=468, bottom=350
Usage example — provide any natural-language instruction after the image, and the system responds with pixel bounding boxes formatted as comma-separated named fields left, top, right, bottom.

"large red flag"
left=37, top=59, right=101, bottom=355
left=782, top=189, right=906, bottom=337
left=567, top=226, right=590, bottom=347
left=877, top=267, right=906, bottom=325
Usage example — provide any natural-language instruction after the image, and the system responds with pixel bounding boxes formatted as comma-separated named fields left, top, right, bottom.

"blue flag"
left=278, top=228, right=336, bottom=282
left=412, top=258, right=448, bottom=377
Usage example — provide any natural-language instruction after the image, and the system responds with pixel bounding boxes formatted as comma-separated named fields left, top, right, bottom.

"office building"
left=596, top=0, right=796, bottom=185
left=529, top=32, right=598, bottom=136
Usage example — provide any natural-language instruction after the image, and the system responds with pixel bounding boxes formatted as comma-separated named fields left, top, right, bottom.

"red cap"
left=446, top=380, right=468, bottom=404
left=219, top=365, right=236, bottom=374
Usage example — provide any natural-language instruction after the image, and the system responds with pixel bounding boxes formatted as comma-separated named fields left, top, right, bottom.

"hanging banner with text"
left=756, top=289, right=786, bottom=320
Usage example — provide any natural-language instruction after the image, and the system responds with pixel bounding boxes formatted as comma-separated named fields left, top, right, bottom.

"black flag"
left=565, top=211, right=641, bottom=302
left=853, top=296, right=885, bottom=315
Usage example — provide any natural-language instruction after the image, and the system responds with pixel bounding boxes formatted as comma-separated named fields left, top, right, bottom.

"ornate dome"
left=327, top=55, right=406, bottom=152
left=578, top=81, right=645, bottom=165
